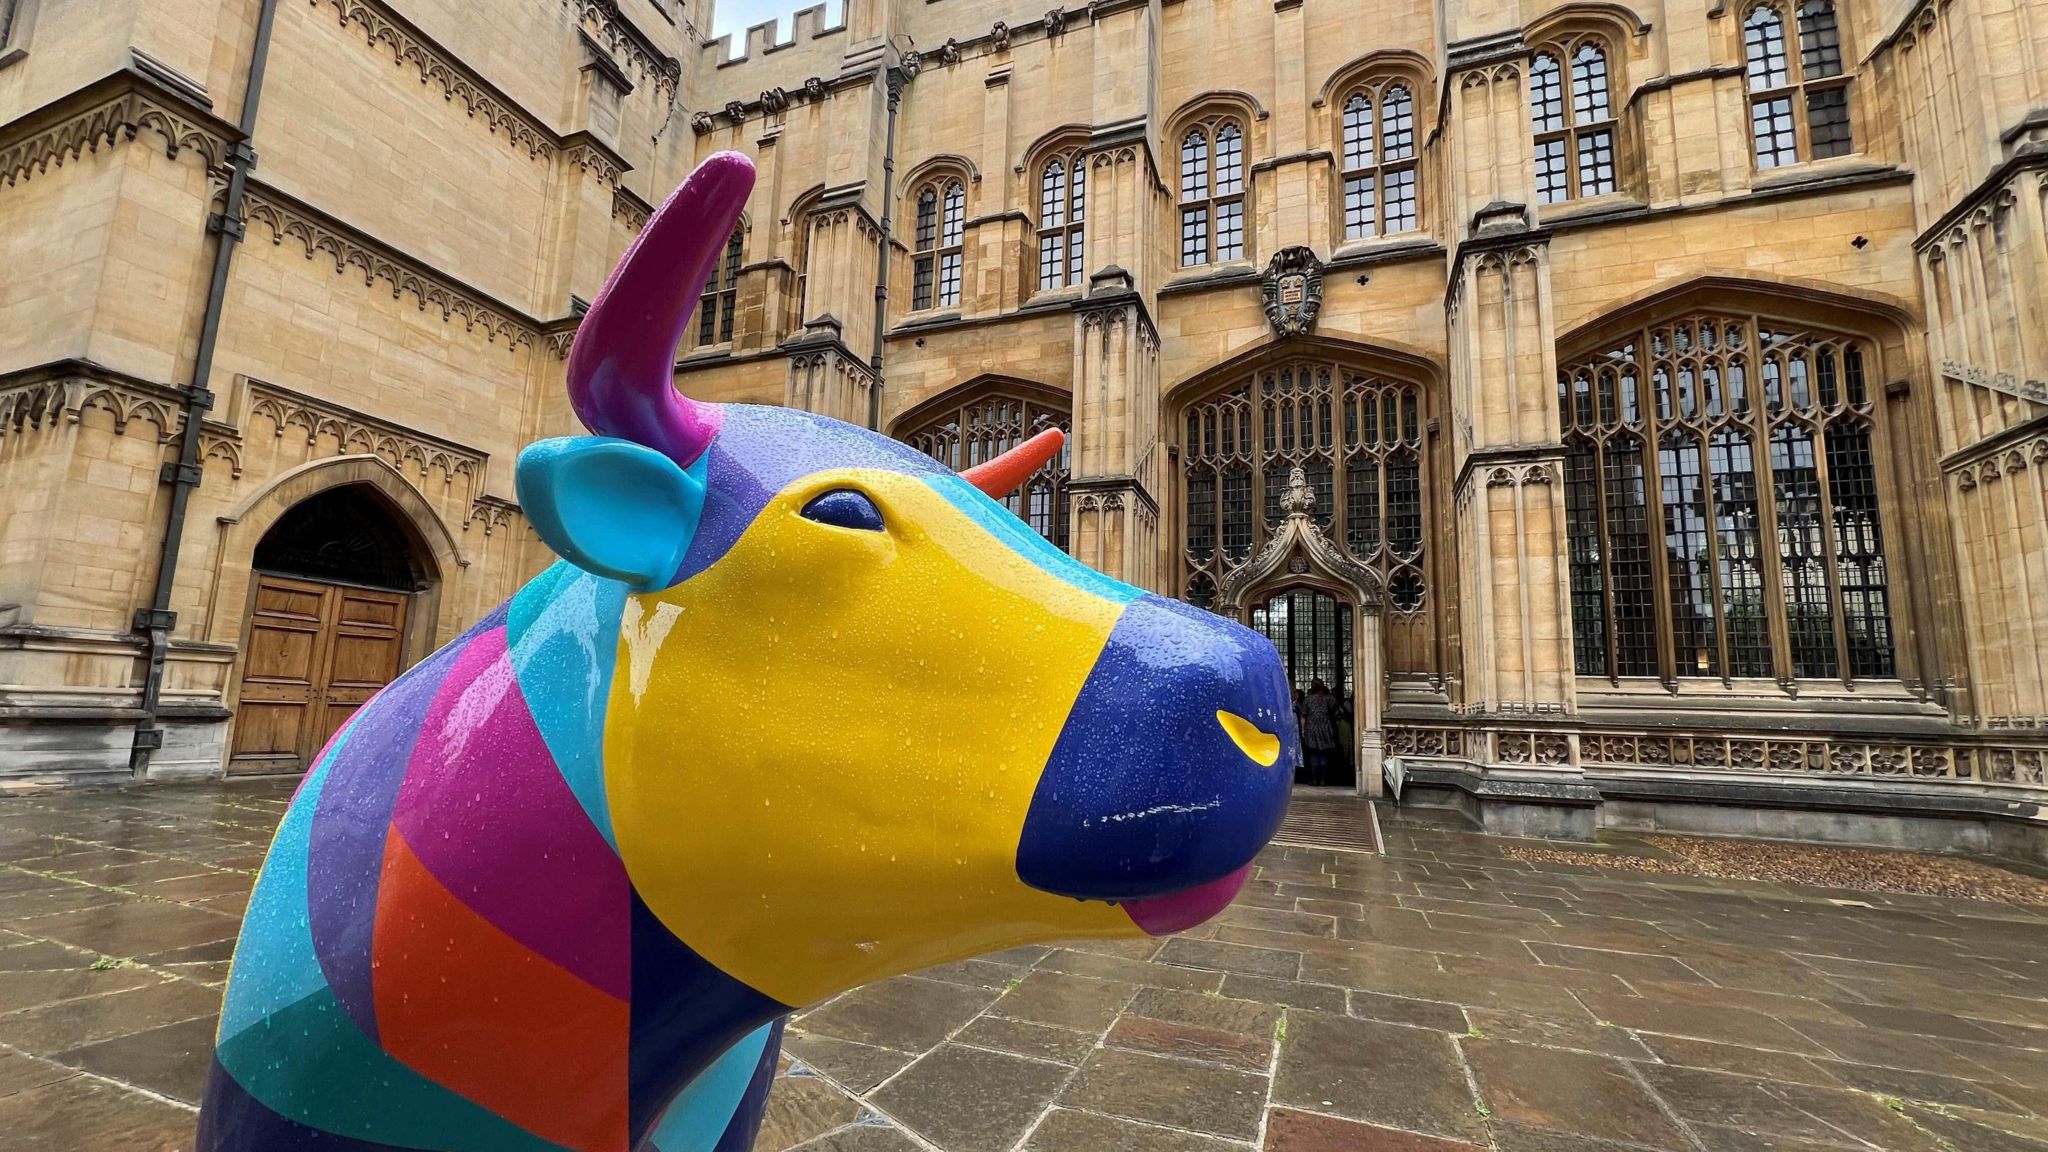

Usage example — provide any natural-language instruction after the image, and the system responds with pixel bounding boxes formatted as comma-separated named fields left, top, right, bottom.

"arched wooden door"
left=229, top=486, right=424, bottom=775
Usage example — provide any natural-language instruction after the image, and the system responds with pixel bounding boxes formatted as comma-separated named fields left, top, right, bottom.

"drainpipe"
left=130, top=0, right=282, bottom=776
left=867, top=64, right=905, bottom=431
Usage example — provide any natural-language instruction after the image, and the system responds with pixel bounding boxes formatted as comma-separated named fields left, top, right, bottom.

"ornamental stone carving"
left=1217, top=466, right=1382, bottom=612
left=1261, top=246, right=1324, bottom=338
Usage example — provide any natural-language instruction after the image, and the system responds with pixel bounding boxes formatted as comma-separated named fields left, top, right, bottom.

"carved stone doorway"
left=1220, top=467, right=1387, bottom=795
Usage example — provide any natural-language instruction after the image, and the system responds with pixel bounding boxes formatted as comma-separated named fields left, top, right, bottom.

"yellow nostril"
left=1216, top=710, right=1280, bottom=767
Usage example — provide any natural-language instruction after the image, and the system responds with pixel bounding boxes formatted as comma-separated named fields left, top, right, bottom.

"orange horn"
left=963, top=428, right=1066, bottom=498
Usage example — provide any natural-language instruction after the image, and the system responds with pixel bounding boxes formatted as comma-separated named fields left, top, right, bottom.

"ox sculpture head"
left=522, top=151, right=1299, bottom=1008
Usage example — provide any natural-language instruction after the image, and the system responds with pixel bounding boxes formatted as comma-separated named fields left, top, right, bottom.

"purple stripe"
left=391, top=626, right=630, bottom=998
left=305, top=607, right=499, bottom=1044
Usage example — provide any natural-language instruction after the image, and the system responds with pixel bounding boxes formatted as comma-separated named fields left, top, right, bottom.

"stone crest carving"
left=1261, top=246, right=1324, bottom=338
left=990, top=20, right=1011, bottom=50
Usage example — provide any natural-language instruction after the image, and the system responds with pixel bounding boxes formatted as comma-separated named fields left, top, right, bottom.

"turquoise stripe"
left=218, top=986, right=573, bottom=1152
left=925, top=474, right=1146, bottom=606
left=218, top=725, right=353, bottom=1042
left=508, top=563, right=629, bottom=849
left=644, top=1023, right=776, bottom=1152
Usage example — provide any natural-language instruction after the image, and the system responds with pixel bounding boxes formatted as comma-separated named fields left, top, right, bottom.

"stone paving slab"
left=4, top=780, right=2048, bottom=1151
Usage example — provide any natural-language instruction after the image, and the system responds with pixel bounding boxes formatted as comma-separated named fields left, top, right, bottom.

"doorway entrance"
left=229, top=486, right=422, bottom=775
left=1250, top=588, right=1355, bottom=788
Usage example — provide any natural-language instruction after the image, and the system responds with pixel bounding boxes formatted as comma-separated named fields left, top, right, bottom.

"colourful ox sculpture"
left=197, top=151, right=1299, bottom=1152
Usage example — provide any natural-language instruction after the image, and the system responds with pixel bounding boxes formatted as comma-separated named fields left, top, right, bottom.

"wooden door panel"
left=233, top=577, right=411, bottom=776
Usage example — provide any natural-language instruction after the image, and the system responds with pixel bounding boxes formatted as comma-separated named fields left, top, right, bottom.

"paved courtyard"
left=1, top=782, right=2047, bottom=1151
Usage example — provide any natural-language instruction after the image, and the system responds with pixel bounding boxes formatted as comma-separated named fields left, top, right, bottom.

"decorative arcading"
left=611, top=189, right=651, bottom=232
left=565, top=142, right=623, bottom=188
left=315, top=0, right=554, bottom=160
left=244, top=380, right=487, bottom=486
left=240, top=184, right=540, bottom=352
left=1384, top=723, right=2048, bottom=786
left=0, top=89, right=226, bottom=188
left=0, top=376, right=184, bottom=441
left=563, top=0, right=681, bottom=104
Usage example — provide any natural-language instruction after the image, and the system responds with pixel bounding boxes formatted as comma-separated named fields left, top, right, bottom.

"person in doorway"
left=1300, top=678, right=1341, bottom=785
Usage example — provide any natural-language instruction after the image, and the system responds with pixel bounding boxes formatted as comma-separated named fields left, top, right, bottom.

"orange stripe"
left=373, top=828, right=631, bottom=1152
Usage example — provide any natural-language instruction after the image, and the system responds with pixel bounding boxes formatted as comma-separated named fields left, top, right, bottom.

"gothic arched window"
left=1340, top=82, right=1420, bottom=239
left=1531, top=40, right=1618, bottom=204
left=900, top=386, right=1072, bottom=548
left=1181, top=361, right=1432, bottom=624
left=1179, top=119, right=1246, bottom=267
left=695, top=226, right=744, bottom=348
left=1745, top=1, right=1852, bottom=168
left=1560, top=311, right=1894, bottom=684
left=1037, top=151, right=1087, bottom=291
left=912, top=179, right=966, bottom=311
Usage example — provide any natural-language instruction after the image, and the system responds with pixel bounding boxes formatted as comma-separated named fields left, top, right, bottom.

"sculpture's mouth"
left=1117, top=864, right=1254, bottom=936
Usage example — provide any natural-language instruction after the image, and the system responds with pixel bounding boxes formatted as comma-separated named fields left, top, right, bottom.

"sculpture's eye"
left=801, top=489, right=885, bottom=532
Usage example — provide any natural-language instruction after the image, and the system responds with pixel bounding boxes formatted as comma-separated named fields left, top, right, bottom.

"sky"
left=708, top=0, right=845, bottom=45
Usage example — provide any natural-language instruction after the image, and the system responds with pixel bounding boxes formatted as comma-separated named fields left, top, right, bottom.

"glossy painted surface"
left=199, top=151, right=1297, bottom=1152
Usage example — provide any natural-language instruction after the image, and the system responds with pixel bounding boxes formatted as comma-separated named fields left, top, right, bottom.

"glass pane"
left=1344, top=174, right=1376, bottom=239
left=938, top=252, right=962, bottom=308
left=1806, top=87, right=1852, bottom=158
left=1753, top=96, right=1799, bottom=167
left=1038, top=233, right=1061, bottom=290
left=1187, top=472, right=1216, bottom=561
left=1662, top=432, right=1718, bottom=677
left=1530, top=54, right=1565, bottom=133
left=1180, top=130, right=1209, bottom=201
left=1566, top=441, right=1608, bottom=674
left=915, top=188, right=937, bottom=250
left=1536, top=138, right=1568, bottom=204
left=1605, top=437, right=1658, bottom=676
left=1772, top=423, right=1837, bottom=678
left=1041, top=162, right=1066, bottom=227
left=1071, top=159, right=1085, bottom=221
left=1346, top=456, right=1381, bottom=555
left=1182, top=206, right=1208, bottom=266
left=1385, top=166, right=1418, bottom=232
left=1387, top=451, right=1422, bottom=559
left=913, top=256, right=934, bottom=311
left=1745, top=5, right=1791, bottom=89
left=1826, top=421, right=1893, bottom=677
left=1222, top=466, right=1253, bottom=560
left=1571, top=43, right=1612, bottom=124
left=1383, top=86, right=1416, bottom=159
left=1216, top=199, right=1244, bottom=261
left=1578, top=129, right=1617, bottom=196
left=1342, top=94, right=1374, bottom=170
left=1797, top=0, right=1844, bottom=78
left=1711, top=429, right=1773, bottom=677
left=941, top=183, right=965, bottom=246
left=1215, top=123, right=1244, bottom=195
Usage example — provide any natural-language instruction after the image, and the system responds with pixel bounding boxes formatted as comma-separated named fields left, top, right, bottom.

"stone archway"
left=1220, top=466, right=1387, bottom=794
left=208, top=455, right=464, bottom=775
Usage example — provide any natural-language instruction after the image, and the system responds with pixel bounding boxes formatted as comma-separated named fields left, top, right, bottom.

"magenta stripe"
left=391, top=626, right=630, bottom=999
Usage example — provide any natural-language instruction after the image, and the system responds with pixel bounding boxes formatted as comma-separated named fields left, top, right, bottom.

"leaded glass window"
left=911, top=178, right=966, bottom=311
left=1531, top=40, right=1619, bottom=205
left=1038, top=150, right=1087, bottom=291
left=1560, top=312, right=1894, bottom=685
left=900, top=388, right=1071, bottom=549
left=1746, top=1, right=1853, bottom=168
left=695, top=226, right=743, bottom=348
left=1182, top=361, right=1431, bottom=618
left=1341, top=83, right=1421, bottom=240
left=1180, top=119, right=1247, bottom=267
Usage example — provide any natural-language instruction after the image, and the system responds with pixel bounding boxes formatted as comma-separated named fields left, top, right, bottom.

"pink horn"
left=567, top=151, right=757, bottom=467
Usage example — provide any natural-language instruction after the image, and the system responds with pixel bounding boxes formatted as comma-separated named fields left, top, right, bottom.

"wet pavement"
left=2, top=781, right=2047, bottom=1151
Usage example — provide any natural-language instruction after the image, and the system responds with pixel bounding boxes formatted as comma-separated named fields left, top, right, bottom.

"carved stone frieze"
left=240, top=184, right=539, bottom=352
left=611, top=189, right=651, bottom=232
left=316, top=0, right=554, bottom=160
left=561, top=0, right=682, bottom=102
left=565, top=143, right=623, bottom=188
left=245, top=381, right=486, bottom=486
left=0, top=87, right=226, bottom=188
left=0, top=376, right=183, bottom=442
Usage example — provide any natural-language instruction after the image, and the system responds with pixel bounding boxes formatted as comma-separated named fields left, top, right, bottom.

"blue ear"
left=516, top=437, right=706, bottom=592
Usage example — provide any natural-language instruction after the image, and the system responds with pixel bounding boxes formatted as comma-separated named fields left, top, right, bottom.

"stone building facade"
left=1, top=0, right=2045, bottom=853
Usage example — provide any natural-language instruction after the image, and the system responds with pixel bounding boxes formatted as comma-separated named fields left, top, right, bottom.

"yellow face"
left=604, top=468, right=1141, bottom=1007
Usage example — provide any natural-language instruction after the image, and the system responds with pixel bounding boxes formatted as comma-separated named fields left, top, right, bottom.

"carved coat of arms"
left=1261, top=246, right=1324, bottom=338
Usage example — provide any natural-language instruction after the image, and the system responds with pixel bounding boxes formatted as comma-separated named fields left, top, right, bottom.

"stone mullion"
left=1742, top=319, right=1799, bottom=690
